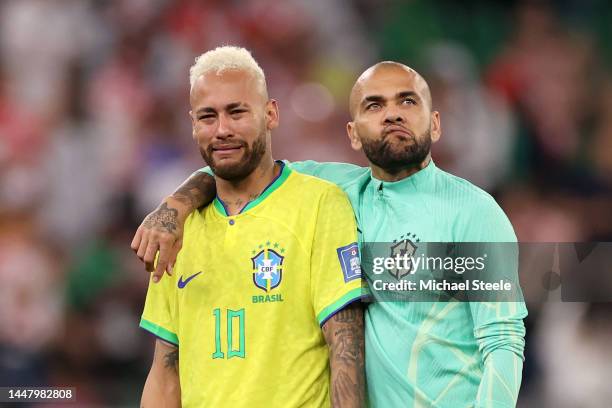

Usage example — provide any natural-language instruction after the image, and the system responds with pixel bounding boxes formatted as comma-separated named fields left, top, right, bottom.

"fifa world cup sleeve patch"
left=337, top=242, right=361, bottom=282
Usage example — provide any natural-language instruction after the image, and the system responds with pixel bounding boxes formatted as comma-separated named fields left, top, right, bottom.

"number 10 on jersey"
left=212, top=308, right=246, bottom=359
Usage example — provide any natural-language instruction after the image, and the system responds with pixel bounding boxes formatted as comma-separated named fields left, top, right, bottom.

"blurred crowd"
left=0, top=0, right=610, bottom=406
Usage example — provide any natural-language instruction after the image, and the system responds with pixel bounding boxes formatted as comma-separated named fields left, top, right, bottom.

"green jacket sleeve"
left=459, top=195, right=528, bottom=408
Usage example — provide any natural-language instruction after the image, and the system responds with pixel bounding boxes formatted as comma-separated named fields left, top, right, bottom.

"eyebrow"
left=195, top=102, right=249, bottom=115
left=361, top=90, right=420, bottom=107
left=225, top=102, right=246, bottom=111
left=362, top=95, right=385, bottom=106
left=397, top=91, right=420, bottom=101
left=195, top=107, right=216, bottom=115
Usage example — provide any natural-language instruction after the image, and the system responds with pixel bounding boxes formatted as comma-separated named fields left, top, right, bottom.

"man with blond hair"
left=139, top=46, right=365, bottom=408
left=135, top=56, right=527, bottom=407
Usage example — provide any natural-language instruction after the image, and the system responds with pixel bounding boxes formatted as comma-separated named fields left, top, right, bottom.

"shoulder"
left=433, top=166, right=515, bottom=241
left=286, top=160, right=370, bottom=189
left=183, top=205, right=214, bottom=233
left=281, top=171, right=355, bottom=221
left=435, top=166, right=502, bottom=212
left=287, top=160, right=365, bottom=175
left=286, top=171, right=351, bottom=202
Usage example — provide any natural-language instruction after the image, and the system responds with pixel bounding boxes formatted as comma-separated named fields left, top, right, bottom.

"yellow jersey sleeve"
left=311, top=185, right=364, bottom=325
left=140, top=268, right=179, bottom=346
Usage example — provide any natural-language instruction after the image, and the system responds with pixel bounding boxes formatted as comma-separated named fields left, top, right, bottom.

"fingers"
left=154, top=240, right=172, bottom=281
left=136, top=229, right=160, bottom=276
left=143, top=239, right=160, bottom=274
left=166, top=239, right=182, bottom=275
left=131, top=227, right=143, bottom=252
left=140, top=231, right=182, bottom=282
left=136, top=229, right=150, bottom=261
left=132, top=208, right=185, bottom=283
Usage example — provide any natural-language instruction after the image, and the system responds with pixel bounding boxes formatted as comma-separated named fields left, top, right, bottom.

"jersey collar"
left=213, top=160, right=292, bottom=217
left=370, top=159, right=436, bottom=192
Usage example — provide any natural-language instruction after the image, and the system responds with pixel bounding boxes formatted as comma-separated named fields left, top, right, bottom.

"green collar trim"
left=213, top=161, right=292, bottom=217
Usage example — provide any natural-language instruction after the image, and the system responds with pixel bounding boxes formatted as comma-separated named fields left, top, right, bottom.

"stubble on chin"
left=362, top=129, right=431, bottom=172
left=199, top=135, right=267, bottom=181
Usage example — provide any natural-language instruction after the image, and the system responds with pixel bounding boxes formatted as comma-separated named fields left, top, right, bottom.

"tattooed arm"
left=132, top=171, right=216, bottom=281
left=141, top=340, right=181, bottom=408
left=322, top=303, right=366, bottom=408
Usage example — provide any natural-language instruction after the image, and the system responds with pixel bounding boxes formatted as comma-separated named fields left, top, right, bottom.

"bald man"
left=133, top=61, right=527, bottom=407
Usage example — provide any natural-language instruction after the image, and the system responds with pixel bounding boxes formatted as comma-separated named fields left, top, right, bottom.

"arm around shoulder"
left=131, top=170, right=216, bottom=280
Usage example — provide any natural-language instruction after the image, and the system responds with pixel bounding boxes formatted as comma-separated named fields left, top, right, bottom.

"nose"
left=383, top=107, right=405, bottom=125
left=216, top=114, right=233, bottom=139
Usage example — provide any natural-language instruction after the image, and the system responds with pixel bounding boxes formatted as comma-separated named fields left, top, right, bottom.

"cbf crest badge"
left=389, top=232, right=420, bottom=280
left=251, top=244, right=285, bottom=292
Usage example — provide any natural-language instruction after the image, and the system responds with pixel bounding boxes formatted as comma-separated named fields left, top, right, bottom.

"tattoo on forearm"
left=143, top=203, right=178, bottom=233
left=172, top=172, right=214, bottom=209
left=334, top=327, right=360, bottom=365
left=333, top=307, right=359, bottom=324
left=332, top=371, right=359, bottom=408
left=323, top=304, right=366, bottom=407
left=163, top=348, right=179, bottom=373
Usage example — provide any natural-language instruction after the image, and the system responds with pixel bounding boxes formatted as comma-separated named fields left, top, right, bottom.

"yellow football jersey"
left=140, top=162, right=363, bottom=408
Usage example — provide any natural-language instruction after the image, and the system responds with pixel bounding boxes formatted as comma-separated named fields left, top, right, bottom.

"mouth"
left=212, top=144, right=244, bottom=155
left=384, top=125, right=414, bottom=139
left=210, top=144, right=245, bottom=161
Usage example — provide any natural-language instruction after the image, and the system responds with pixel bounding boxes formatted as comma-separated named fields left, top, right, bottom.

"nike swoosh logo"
left=178, top=271, right=203, bottom=288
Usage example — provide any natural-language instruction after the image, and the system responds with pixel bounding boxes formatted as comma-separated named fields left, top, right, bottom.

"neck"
left=371, top=155, right=431, bottom=182
left=215, top=156, right=278, bottom=215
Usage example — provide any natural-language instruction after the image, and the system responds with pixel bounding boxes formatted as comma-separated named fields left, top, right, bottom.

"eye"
left=402, top=98, right=417, bottom=105
left=230, top=109, right=247, bottom=117
left=365, top=103, right=381, bottom=111
left=198, top=114, right=215, bottom=122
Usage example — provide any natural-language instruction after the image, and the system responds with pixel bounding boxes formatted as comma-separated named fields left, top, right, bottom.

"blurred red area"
left=0, top=0, right=610, bottom=406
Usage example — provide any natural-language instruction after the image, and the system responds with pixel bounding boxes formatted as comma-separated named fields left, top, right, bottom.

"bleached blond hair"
left=189, top=46, right=267, bottom=96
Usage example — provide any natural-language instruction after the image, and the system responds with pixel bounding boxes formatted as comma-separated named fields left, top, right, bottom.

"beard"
left=200, top=131, right=267, bottom=181
left=361, top=127, right=431, bottom=174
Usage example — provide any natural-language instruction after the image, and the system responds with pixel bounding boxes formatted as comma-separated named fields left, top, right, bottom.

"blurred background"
left=0, top=0, right=611, bottom=406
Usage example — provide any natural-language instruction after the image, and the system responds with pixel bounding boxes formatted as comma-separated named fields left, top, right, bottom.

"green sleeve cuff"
left=317, top=287, right=364, bottom=326
left=140, top=318, right=179, bottom=346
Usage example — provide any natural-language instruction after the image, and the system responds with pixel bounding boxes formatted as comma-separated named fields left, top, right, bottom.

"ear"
left=346, top=121, right=362, bottom=151
left=189, top=110, right=197, bottom=139
left=265, top=99, right=280, bottom=130
left=430, top=110, right=441, bottom=144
